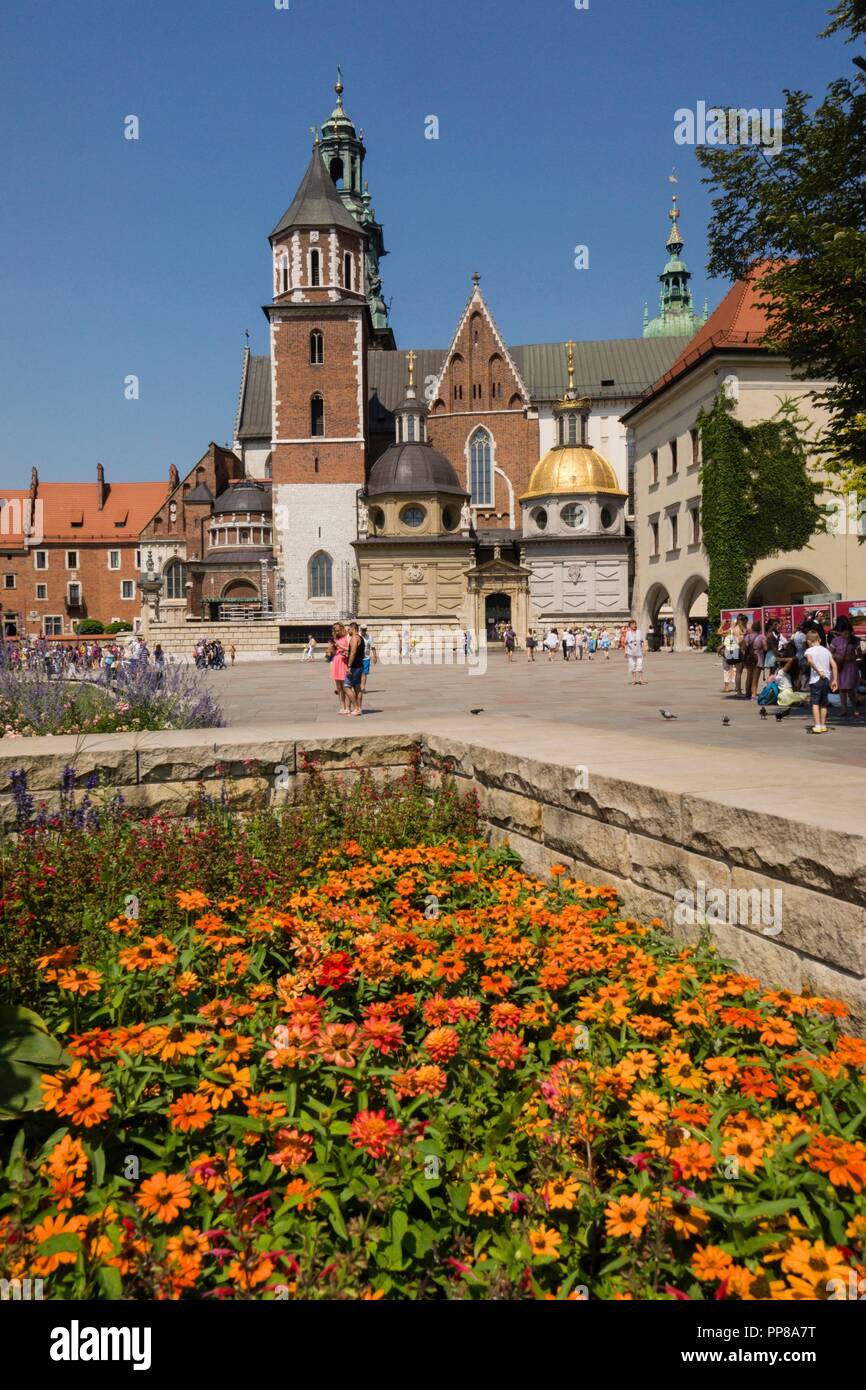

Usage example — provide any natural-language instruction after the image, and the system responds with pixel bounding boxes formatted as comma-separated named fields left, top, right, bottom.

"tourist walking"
left=830, top=616, right=861, bottom=718
left=719, top=617, right=740, bottom=695
left=624, top=619, right=647, bottom=685
left=805, top=629, right=838, bottom=734
left=526, top=629, right=538, bottom=662
left=575, top=628, right=586, bottom=661
left=302, top=635, right=317, bottom=661
left=504, top=624, right=516, bottom=661
left=544, top=628, right=559, bottom=661
left=599, top=628, right=611, bottom=660
left=562, top=628, right=575, bottom=661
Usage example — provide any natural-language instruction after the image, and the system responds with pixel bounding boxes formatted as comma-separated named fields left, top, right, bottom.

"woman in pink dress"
left=830, top=617, right=861, bottom=717
left=329, top=622, right=350, bottom=713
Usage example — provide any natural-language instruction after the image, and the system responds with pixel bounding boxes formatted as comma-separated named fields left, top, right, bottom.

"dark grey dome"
left=212, top=481, right=273, bottom=515
left=367, top=442, right=465, bottom=497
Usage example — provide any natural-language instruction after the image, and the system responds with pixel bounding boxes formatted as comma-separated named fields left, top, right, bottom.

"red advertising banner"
left=719, top=608, right=759, bottom=629
left=792, top=603, right=834, bottom=632
left=835, top=600, right=866, bottom=635
left=761, top=605, right=794, bottom=640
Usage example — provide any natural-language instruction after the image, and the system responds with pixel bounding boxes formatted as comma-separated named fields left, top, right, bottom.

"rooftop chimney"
left=97, top=462, right=107, bottom=510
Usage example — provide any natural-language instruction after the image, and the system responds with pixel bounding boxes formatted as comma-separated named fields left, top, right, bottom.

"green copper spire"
left=643, top=192, right=708, bottom=340
left=318, top=70, right=395, bottom=348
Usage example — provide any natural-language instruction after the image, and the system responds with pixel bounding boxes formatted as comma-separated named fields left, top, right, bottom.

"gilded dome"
left=520, top=446, right=626, bottom=500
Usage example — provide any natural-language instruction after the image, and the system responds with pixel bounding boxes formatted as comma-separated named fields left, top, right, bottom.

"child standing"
left=805, top=629, right=838, bottom=734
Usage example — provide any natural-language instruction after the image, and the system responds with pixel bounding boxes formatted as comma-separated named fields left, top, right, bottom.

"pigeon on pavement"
left=760, top=708, right=768, bottom=719
left=722, top=716, right=730, bottom=726
left=659, top=709, right=677, bottom=720
left=470, top=708, right=484, bottom=715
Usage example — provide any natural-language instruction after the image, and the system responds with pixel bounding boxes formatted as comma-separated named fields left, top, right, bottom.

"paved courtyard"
left=203, top=648, right=866, bottom=771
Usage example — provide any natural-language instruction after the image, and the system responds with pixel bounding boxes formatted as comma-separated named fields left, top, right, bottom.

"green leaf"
left=38, top=1232, right=82, bottom=1257
left=97, top=1265, right=124, bottom=1300
left=319, top=1190, right=348, bottom=1240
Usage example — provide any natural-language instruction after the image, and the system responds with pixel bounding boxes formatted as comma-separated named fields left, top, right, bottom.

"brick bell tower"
left=266, top=133, right=370, bottom=620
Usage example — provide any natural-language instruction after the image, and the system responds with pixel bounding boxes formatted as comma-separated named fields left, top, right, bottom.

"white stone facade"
left=273, top=482, right=359, bottom=619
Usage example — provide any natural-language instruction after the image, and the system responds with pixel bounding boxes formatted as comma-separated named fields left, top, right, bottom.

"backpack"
left=723, top=632, right=740, bottom=661
left=757, top=680, right=779, bottom=706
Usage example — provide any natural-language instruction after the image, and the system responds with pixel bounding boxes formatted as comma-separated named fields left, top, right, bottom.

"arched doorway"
left=641, top=583, right=672, bottom=651
left=676, top=575, right=709, bottom=650
left=222, top=579, right=258, bottom=601
left=485, top=591, right=511, bottom=640
left=748, top=568, right=830, bottom=606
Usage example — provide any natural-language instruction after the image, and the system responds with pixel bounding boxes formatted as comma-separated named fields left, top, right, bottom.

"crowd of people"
left=192, top=639, right=233, bottom=670
left=718, top=612, right=864, bottom=733
left=1, top=635, right=165, bottom=680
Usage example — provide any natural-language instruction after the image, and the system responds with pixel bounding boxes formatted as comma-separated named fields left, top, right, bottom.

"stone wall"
left=1, top=726, right=863, bottom=1030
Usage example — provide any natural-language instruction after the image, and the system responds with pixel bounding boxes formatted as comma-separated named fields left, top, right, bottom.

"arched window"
left=276, top=250, right=289, bottom=295
left=310, top=248, right=321, bottom=286
left=469, top=429, right=492, bottom=507
left=329, top=156, right=344, bottom=187
left=309, top=550, right=333, bottom=598
left=310, top=394, right=325, bottom=436
left=310, top=330, right=324, bottom=365
left=343, top=253, right=353, bottom=289
left=165, top=559, right=187, bottom=600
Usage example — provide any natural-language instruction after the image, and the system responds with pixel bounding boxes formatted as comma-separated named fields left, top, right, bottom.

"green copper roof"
left=643, top=192, right=708, bottom=340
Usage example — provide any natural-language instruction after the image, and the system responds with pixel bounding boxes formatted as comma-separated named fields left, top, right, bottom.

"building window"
left=309, top=550, right=333, bottom=598
left=34, top=550, right=48, bottom=570
left=406, top=415, right=416, bottom=442
left=400, top=505, right=426, bottom=528
left=469, top=428, right=492, bottom=507
left=121, top=580, right=134, bottom=599
left=67, top=582, right=82, bottom=606
left=310, top=330, right=324, bottom=365
left=669, top=513, right=679, bottom=550
left=66, top=550, right=79, bottom=569
left=650, top=450, right=658, bottom=485
left=165, top=559, right=187, bottom=600
left=310, top=394, right=325, bottom=436
left=343, top=253, right=352, bottom=289
left=36, top=583, right=47, bottom=600
left=239, top=528, right=251, bottom=545
left=690, top=427, right=700, bottom=467
left=3, top=574, right=15, bottom=589
left=670, top=439, right=678, bottom=474
left=310, top=248, right=321, bottom=286
left=690, top=507, right=701, bottom=545
left=135, top=549, right=141, bottom=569
left=650, top=519, right=659, bottom=556
left=44, top=616, right=63, bottom=636
left=108, top=550, right=121, bottom=570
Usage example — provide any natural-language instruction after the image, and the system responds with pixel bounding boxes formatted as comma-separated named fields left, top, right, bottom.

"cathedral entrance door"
left=485, top=591, right=512, bottom=641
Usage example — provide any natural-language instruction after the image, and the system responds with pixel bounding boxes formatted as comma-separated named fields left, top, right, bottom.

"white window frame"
left=107, top=549, right=121, bottom=571
left=43, top=615, right=63, bottom=636
left=66, top=581, right=82, bottom=606
left=66, top=550, right=79, bottom=570
left=34, top=549, right=48, bottom=570
left=35, top=583, right=48, bottom=600
left=3, top=573, right=15, bottom=589
left=120, top=579, right=135, bottom=600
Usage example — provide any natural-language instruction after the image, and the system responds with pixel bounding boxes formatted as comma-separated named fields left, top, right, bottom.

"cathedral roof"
left=235, top=338, right=692, bottom=440
left=271, top=145, right=363, bottom=240
left=366, top=442, right=465, bottom=497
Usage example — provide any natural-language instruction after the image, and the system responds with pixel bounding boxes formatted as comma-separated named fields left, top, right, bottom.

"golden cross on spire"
left=565, top=340, right=576, bottom=391
left=406, top=349, right=417, bottom=388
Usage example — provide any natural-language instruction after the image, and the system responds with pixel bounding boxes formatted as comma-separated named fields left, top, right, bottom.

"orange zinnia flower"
left=467, top=1175, right=508, bottom=1216
left=32, top=1212, right=86, bottom=1275
left=423, top=1026, right=460, bottom=1064
left=169, top=1093, right=213, bottom=1133
left=528, top=1226, right=562, bottom=1258
left=691, top=1244, right=734, bottom=1282
left=349, top=1108, right=402, bottom=1159
left=541, top=1177, right=580, bottom=1211
left=56, top=966, right=103, bottom=996
left=137, top=1172, right=192, bottom=1223
left=604, top=1193, right=650, bottom=1239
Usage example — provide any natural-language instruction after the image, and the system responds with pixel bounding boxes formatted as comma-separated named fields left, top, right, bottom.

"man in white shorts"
left=624, top=619, right=647, bottom=685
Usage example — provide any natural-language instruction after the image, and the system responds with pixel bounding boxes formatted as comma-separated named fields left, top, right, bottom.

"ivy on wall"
left=698, top=389, right=829, bottom=625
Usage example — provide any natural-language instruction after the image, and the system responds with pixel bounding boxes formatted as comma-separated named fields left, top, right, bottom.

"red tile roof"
left=0, top=481, right=167, bottom=547
left=624, top=266, right=780, bottom=418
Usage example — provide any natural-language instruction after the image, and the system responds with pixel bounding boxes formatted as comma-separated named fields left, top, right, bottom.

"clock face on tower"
left=561, top=502, right=588, bottom=529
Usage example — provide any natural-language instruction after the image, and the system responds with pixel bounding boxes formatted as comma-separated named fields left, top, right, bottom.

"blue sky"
left=0, top=0, right=851, bottom=485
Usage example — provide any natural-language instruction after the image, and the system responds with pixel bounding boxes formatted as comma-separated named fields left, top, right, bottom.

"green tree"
left=696, top=1, right=866, bottom=497
left=699, top=391, right=828, bottom=624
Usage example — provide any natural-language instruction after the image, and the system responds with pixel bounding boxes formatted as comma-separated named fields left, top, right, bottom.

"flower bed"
left=2, top=837, right=865, bottom=1301
left=0, top=658, right=223, bottom=736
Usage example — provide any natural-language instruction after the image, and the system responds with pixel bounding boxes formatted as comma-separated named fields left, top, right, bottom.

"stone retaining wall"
left=1, top=728, right=864, bottom=1030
